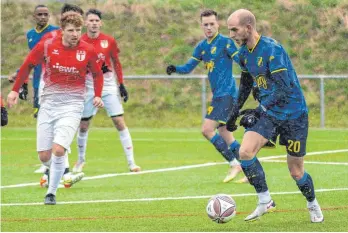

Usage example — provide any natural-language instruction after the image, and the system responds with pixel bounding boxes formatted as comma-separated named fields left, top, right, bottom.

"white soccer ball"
left=206, top=194, right=236, bottom=223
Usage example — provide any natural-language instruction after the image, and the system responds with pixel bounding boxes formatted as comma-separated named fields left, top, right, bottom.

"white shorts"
left=37, top=104, right=83, bottom=151
left=82, top=90, right=124, bottom=118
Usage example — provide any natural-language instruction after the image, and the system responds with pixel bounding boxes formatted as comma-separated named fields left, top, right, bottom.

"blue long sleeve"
left=175, top=57, right=200, bottom=74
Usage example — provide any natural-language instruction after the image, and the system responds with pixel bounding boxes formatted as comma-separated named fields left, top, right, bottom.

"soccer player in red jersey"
left=72, top=8, right=141, bottom=173
left=7, top=12, right=104, bottom=205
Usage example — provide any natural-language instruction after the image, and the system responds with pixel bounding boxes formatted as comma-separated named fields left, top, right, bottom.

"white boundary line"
left=264, top=160, right=348, bottom=166
left=1, top=149, right=347, bottom=189
left=2, top=187, right=348, bottom=206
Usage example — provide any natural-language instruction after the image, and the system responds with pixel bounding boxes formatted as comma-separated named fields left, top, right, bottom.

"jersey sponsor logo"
left=76, top=50, right=86, bottom=61
left=257, top=57, right=263, bottom=67
left=97, top=53, right=105, bottom=62
left=211, top=47, right=216, bottom=54
left=100, top=40, right=108, bottom=48
left=256, top=75, right=267, bottom=89
left=269, top=56, right=275, bottom=62
left=52, top=63, right=79, bottom=74
left=52, top=49, right=59, bottom=55
left=205, top=61, right=215, bottom=73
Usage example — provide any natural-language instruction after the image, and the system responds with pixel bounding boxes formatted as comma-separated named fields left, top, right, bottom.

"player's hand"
left=166, top=65, right=176, bottom=75
left=1, top=107, right=8, bottom=126
left=7, top=91, right=19, bottom=109
left=19, top=83, right=28, bottom=100
left=239, top=109, right=261, bottom=129
left=226, top=106, right=239, bottom=132
left=119, top=84, right=128, bottom=102
left=8, top=72, right=17, bottom=83
left=93, top=96, right=104, bottom=108
left=101, top=62, right=111, bottom=74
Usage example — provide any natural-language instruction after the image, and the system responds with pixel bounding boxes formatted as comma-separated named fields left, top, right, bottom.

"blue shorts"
left=246, top=112, right=308, bottom=156
left=205, top=95, right=236, bottom=124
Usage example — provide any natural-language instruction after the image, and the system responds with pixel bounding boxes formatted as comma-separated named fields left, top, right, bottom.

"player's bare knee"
left=38, top=151, right=51, bottom=162
left=52, top=144, right=66, bottom=156
left=289, top=168, right=304, bottom=181
left=201, top=126, right=214, bottom=139
left=239, top=146, right=255, bottom=160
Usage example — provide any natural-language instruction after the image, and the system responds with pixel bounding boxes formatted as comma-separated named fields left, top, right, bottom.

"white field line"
left=2, top=149, right=348, bottom=188
left=1, top=137, right=348, bottom=142
left=1, top=149, right=347, bottom=189
left=2, top=187, right=348, bottom=207
left=264, top=160, right=348, bottom=166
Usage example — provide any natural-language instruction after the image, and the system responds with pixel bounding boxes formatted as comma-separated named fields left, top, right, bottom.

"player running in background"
left=73, top=9, right=141, bottom=173
left=7, top=12, right=104, bottom=205
left=226, top=9, right=324, bottom=222
left=166, top=9, right=246, bottom=183
left=8, top=5, right=59, bottom=118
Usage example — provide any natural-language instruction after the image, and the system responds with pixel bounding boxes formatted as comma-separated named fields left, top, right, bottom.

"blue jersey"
left=175, top=33, right=239, bottom=98
left=26, top=24, right=59, bottom=88
left=238, top=36, right=308, bottom=120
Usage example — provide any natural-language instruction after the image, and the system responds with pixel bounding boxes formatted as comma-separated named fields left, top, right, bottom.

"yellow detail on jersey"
left=207, top=32, right=219, bottom=44
left=226, top=44, right=231, bottom=48
left=35, top=23, right=49, bottom=33
left=231, top=51, right=238, bottom=58
left=257, top=57, right=263, bottom=67
left=248, top=34, right=261, bottom=53
left=218, top=120, right=226, bottom=124
left=205, top=61, right=215, bottom=73
left=191, top=56, right=201, bottom=61
left=201, top=51, right=205, bottom=55
left=244, top=58, right=247, bottom=65
left=211, top=47, right=217, bottom=54
left=269, top=56, right=275, bottom=62
left=256, top=75, right=267, bottom=89
left=271, top=68, right=287, bottom=74
left=207, top=106, right=214, bottom=115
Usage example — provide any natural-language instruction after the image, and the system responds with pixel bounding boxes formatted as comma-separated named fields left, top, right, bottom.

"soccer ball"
left=206, top=194, right=236, bottom=223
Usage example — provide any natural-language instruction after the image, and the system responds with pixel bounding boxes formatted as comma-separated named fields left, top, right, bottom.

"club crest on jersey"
left=76, top=50, right=86, bottom=61
left=100, top=40, right=108, bottom=48
left=211, top=47, right=216, bottom=54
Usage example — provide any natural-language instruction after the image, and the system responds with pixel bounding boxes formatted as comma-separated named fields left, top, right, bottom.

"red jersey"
left=13, top=37, right=103, bottom=103
left=40, top=29, right=62, bottom=41
left=81, top=33, right=124, bottom=85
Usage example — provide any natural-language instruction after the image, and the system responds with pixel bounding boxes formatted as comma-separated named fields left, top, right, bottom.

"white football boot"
left=245, top=199, right=276, bottom=221
left=308, top=199, right=324, bottom=223
left=129, top=165, right=141, bottom=172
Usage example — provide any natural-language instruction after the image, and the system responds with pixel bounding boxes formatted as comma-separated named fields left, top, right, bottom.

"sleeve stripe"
left=191, top=56, right=201, bottom=61
left=231, top=51, right=238, bottom=58
left=271, top=68, right=287, bottom=74
left=241, top=70, right=248, bottom=73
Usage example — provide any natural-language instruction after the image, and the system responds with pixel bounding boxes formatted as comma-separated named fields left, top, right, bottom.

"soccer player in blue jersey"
left=166, top=9, right=246, bottom=183
left=226, top=9, right=324, bottom=222
left=8, top=5, right=59, bottom=118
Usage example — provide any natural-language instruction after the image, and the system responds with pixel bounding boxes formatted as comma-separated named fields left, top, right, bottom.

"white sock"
left=257, top=190, right=271, bottom=204
left=47, top=154, right=66, bottom=195
left=229, top=158, right=240, bottom=166
left=64, top=150, right=70, bottom=169
left=119, top=128, right=135, bottom=167
left=307, top=198, right=319, bottom=208
left=77, top=130, right=88, bottom=163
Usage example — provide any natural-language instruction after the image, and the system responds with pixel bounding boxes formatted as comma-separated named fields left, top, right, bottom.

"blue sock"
left=210, top=133, right=235, bottom=162
left=241, top=157, right=268, bottom=193
left=229, top=140, right=240, bottom=160
left=296, top=172, right=316, bottom=202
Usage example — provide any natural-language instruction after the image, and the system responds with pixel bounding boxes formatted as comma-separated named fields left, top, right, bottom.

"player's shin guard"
left=295, top=172, right=315, bottom=202
left=47, top=154, right=65, bottom=195
left=241, top=157, right=268, bottom=193
left=77, top=130, right=88, bottom=163
left=229, top=140, right=240, bottom=160
left=210, top=133, right=235, bottom=162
